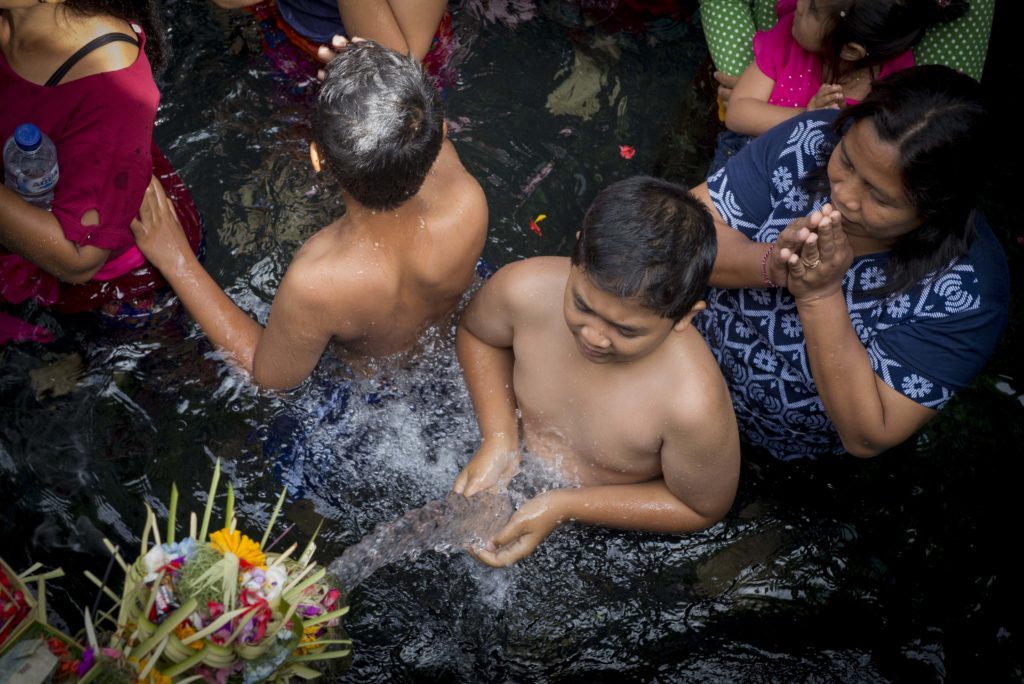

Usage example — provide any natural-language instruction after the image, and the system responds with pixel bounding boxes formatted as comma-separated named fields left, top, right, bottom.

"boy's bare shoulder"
left=485, top=256, right=568, bottom=310
left=426, top=142, right=488, bottom=233
left=661, top=335, right=737, bottom=438
left=279, top=230, right=381, bottom=311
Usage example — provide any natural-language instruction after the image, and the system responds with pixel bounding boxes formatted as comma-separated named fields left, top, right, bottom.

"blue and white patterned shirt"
left=698, top=112, right=1009, bottom=459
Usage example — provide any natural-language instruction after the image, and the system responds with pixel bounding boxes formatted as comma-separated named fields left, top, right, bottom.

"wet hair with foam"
left=312, top=41, right=445, bottom=212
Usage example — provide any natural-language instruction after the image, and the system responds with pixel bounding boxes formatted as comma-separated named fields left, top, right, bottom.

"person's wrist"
left=537, top=489, right=572, bottom=524
left=792, top=286, right=843, bottom=307
left=760, top=244, right=779, bottom=288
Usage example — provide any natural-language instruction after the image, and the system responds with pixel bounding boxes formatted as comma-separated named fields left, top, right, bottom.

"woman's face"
left=827, top=118, right=923, bottom=253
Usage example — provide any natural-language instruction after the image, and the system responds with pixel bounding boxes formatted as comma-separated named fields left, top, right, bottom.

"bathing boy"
left=452, top=176, right=740, bottom=566
left=131, top=40, right=487, bottom=389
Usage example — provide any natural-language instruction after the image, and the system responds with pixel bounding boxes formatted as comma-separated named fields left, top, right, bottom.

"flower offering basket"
left=82, top=459, right=351, bottom=682
left=0, top=556, right=65, bottom=656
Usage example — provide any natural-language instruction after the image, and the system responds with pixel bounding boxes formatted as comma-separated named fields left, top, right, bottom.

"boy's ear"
left=672, top=300, right=706, bottom=332
left=840, top=42, right=868, bottom=62
left=309, top=142, right=322, bottom=173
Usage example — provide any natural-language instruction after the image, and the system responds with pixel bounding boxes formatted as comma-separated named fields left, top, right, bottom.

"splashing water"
left=328, top=488, right=513, bottom=590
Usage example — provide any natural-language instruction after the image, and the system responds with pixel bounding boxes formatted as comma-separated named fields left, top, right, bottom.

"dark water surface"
left=2, top=1, right=1023, bottom=681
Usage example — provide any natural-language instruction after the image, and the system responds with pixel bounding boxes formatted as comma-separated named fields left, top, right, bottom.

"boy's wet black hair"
left=570, top=176, right=717, bottom=322
left=312, top=40, right=444, bottom=212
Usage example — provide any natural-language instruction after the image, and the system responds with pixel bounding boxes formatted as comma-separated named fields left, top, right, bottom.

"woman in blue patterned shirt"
left=690, top=65, right=1009, bottom=460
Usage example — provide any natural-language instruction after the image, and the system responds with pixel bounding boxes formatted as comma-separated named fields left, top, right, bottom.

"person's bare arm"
left=781, top=209, right=936, bottom=457
left=131, top=177, right=330, bottom=389
left=725, top=61, right=841, bottom=136
left=336, top=0, right=446, bottom=60
left=473, top=376, right=741, bottom=567
left=1, top=186, right=109, bottom=284
left=451, top=263, right=531, bottom=498
left=691, top=182, right=796, bottom=289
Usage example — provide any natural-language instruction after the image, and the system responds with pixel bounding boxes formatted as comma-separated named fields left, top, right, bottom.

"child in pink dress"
left=725, top=0, right=966, bottom=137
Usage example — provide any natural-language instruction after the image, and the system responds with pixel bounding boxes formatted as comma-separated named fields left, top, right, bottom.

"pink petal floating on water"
left=619, top=145, right=636, bottom=160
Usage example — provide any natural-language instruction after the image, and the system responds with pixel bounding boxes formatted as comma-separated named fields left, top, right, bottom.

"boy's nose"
left=580, top=324, right=610, bottom=348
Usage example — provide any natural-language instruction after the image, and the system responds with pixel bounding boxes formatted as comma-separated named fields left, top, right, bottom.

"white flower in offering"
left=141, top=545, right=172, bottom=581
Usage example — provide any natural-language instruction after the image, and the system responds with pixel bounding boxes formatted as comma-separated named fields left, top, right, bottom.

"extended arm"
left=451, top=266, right=525, bottom=497
left=472, top=479, right=727, bottom=567
left=0, top=186, right=108, bottom=284
left=131, top=177, right=328, bottom=389
left=725, top=62, right=841, bottom=136
left=692, top=182, right=796, bottom=289
left=336, top=0, right=446, bottom=61
left=782, top=210, right=936, bottom=457
left=474, top=373, right=741, bottom=567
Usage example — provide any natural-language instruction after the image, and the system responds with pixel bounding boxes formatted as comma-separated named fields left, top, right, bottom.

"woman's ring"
left=801, top=257, right=821, bottom=270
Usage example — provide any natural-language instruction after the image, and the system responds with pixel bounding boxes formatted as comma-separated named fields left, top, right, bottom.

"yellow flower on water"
left=209, top=528, right=266, bottom=569
left=174, top=622, right=205, bottom=651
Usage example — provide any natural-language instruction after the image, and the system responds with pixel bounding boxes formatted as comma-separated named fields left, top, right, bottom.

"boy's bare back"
left=264, top=140, right=486, bottom=366
left=132, top=40, right=487, bottom=389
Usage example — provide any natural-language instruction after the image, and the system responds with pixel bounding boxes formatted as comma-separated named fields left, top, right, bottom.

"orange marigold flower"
left=209, top=528, right=266, bottom=569
left=174, top=622, right=205, bottom=651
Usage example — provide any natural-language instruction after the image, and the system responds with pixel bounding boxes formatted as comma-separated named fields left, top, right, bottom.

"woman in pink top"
left=726, top=0, right=968, bottom=137
left=0, top=0, right=201, bottom=343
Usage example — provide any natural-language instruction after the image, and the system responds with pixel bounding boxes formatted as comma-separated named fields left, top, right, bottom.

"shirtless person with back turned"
left=453, top=176, right=740, bottom=566
left=131, top=39, right=487, bottom=389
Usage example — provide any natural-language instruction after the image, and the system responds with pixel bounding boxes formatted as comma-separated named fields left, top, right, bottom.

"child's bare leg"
left=336, top=0, right=446, bottom=61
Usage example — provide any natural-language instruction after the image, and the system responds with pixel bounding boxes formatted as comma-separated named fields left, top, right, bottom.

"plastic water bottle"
left=3, top=123, right=60, bottom=210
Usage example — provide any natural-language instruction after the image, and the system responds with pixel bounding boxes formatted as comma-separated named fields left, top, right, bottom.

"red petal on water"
left=529, top=220, right=543, bottom=236
left=619, top=145, right=636, bottom=160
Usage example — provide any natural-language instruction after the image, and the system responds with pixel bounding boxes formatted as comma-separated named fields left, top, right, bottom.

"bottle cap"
left=14, top=123, right=42, bottom=152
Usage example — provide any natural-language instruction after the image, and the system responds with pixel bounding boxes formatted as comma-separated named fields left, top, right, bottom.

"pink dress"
left=0, top=27, right=201, bottom=342
left=754, top=0, right=915, bottom=108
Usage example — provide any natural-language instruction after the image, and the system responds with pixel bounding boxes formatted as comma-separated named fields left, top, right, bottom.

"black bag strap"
left=45, top=32, right=140, bottom=87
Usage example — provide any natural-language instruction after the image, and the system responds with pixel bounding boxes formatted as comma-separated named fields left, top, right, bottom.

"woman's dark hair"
left=312, top=40, right=444, bottom=211
left=64, top=0, right=167, bottom=72
left=826, top=65, right=987, bottom=295
left=570, top=176, right=717, bottom=322
left=816, top=0, right=967, bottom=84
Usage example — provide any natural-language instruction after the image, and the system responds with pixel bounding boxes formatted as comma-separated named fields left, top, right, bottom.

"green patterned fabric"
left=699, top=0, right=993, bottom=80
left=700, top=0, right=775, bottom=75
left=915, top=0, right=993, bottom=80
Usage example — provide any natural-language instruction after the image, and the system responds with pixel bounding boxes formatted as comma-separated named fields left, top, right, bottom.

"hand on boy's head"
left=316, top=35, right=366, bottom=80
left=468, top=493, right=562, bottom=567
left=130, top=175, right=190, bottom=272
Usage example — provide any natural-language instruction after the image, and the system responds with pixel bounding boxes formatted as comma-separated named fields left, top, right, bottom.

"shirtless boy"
left=452, top=176, right=740, bottom=567
left=131, top=40, right=487, bottom=389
